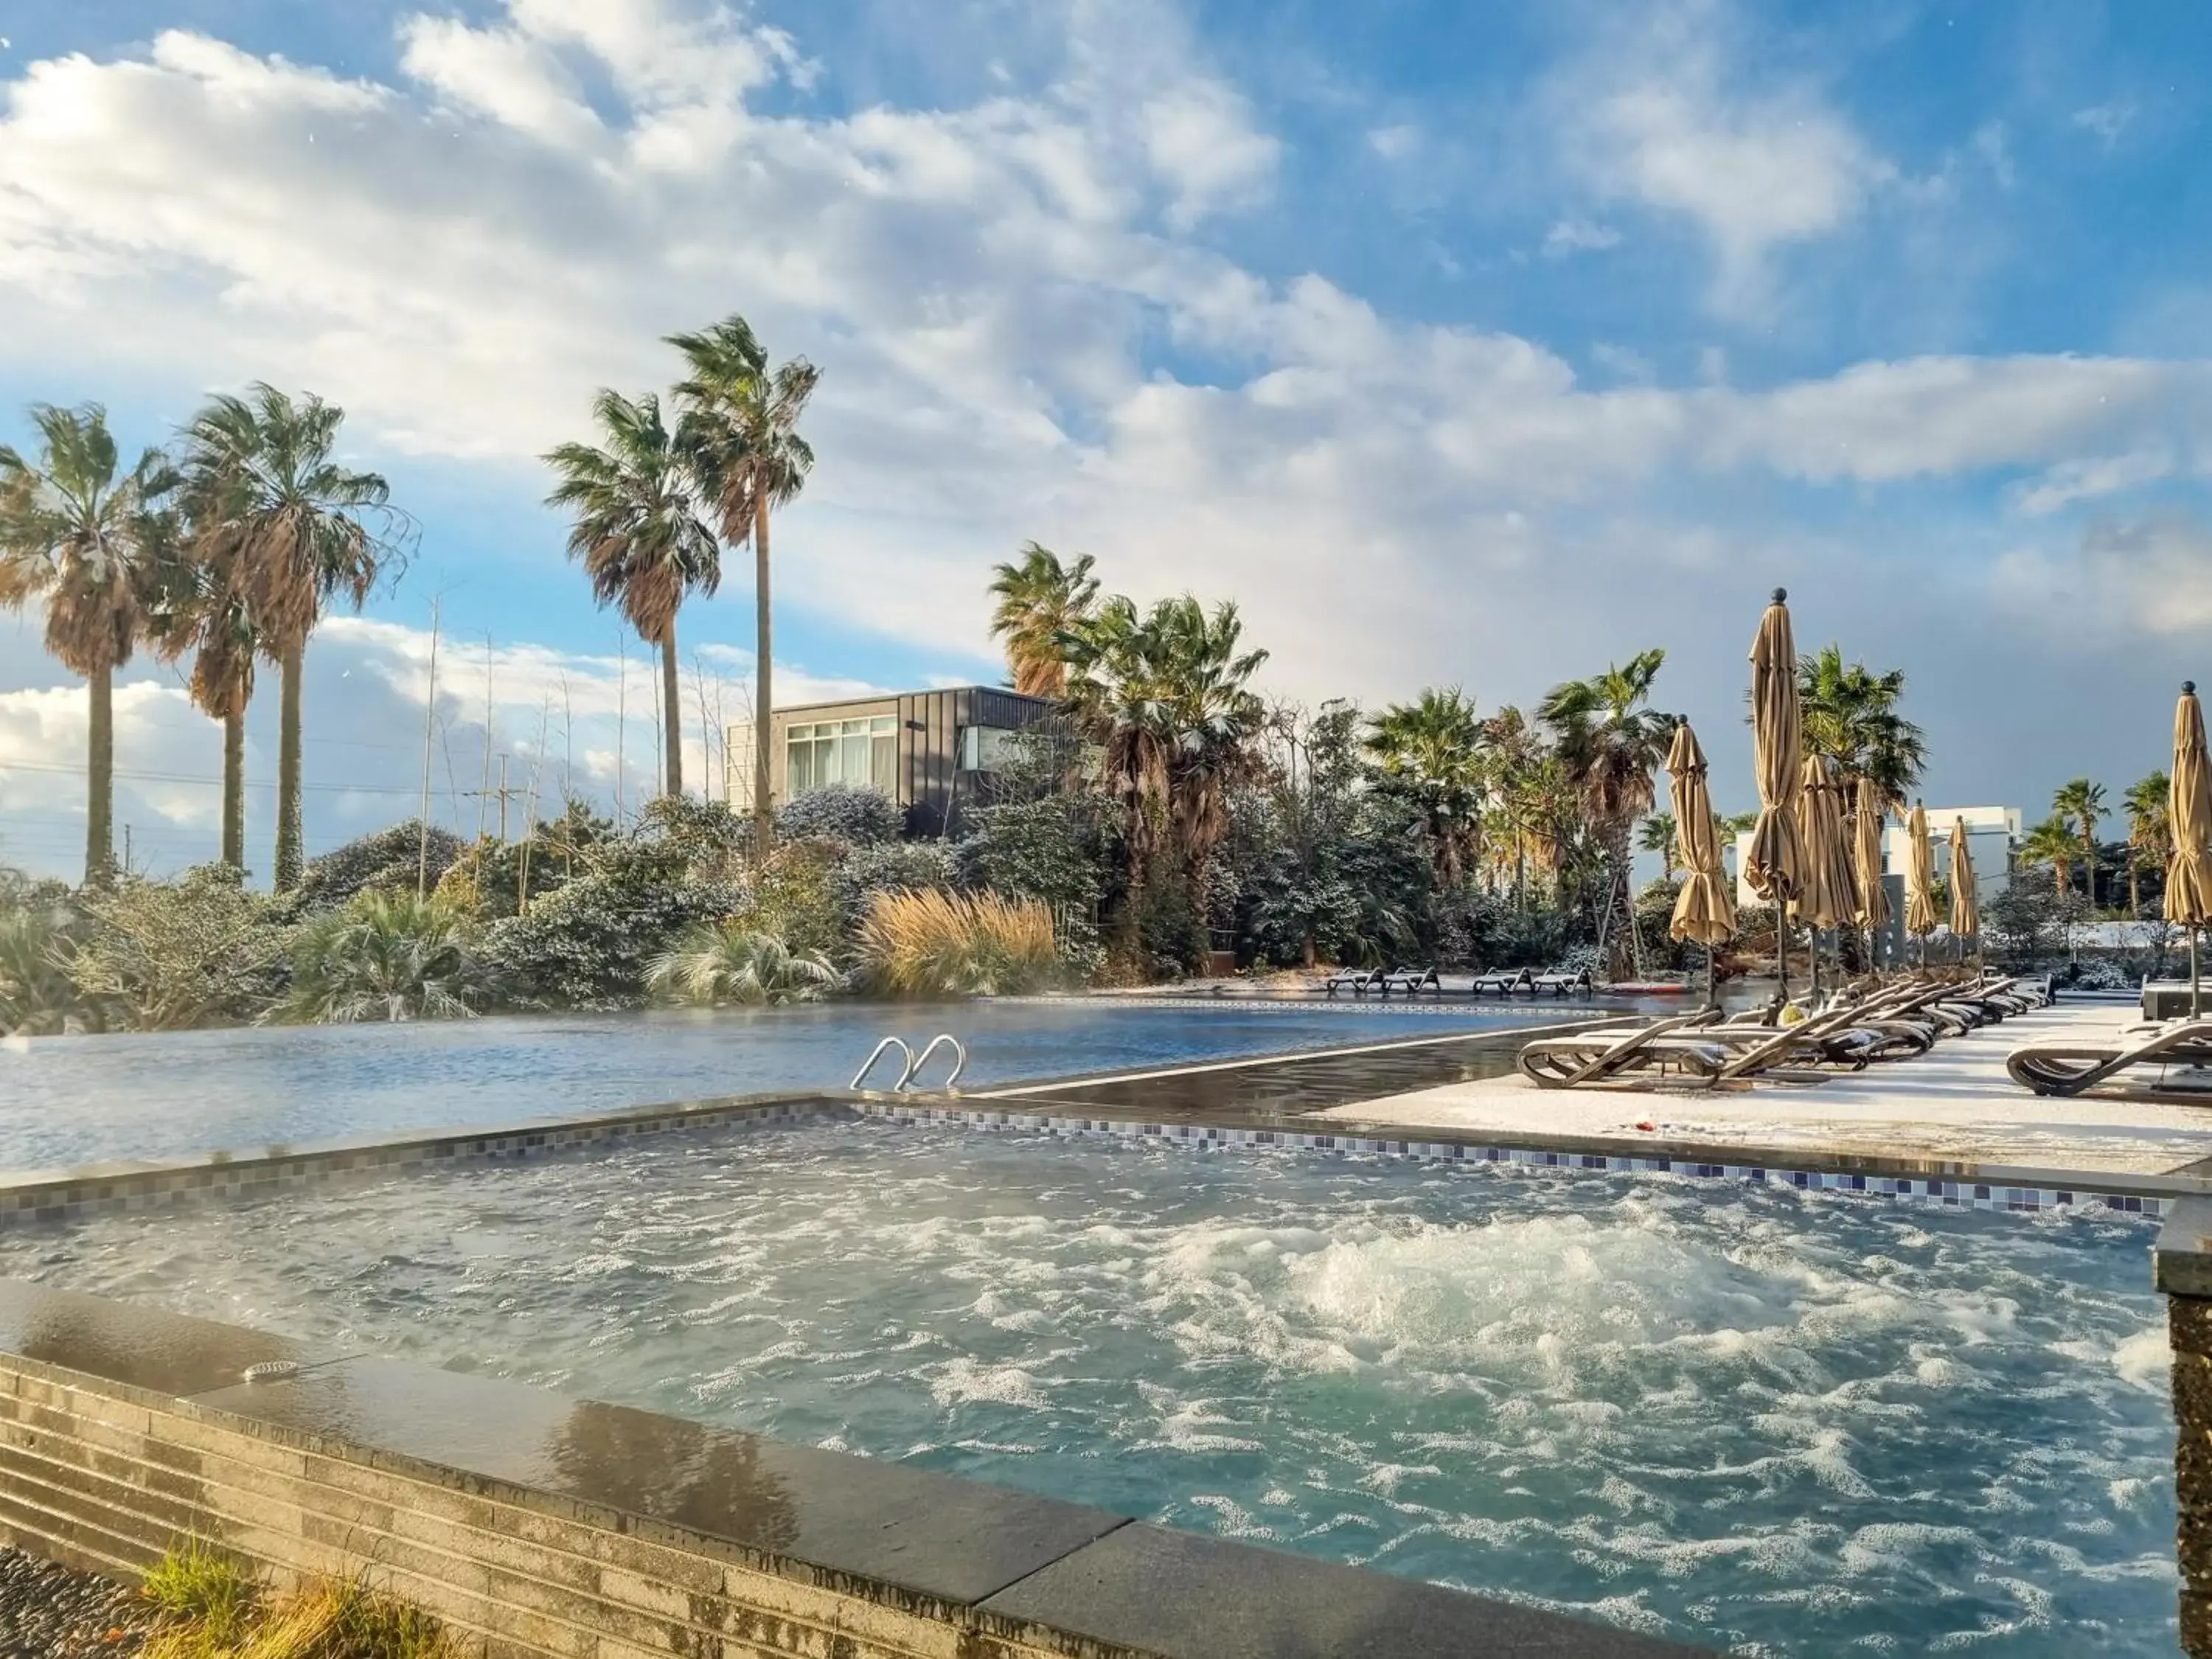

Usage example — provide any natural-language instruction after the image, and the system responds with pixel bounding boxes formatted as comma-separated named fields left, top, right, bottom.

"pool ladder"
left=850, top=1033, right=967, bottom=1093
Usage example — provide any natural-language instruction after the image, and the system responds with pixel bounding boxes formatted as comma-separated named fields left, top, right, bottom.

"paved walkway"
left=1315, top=1001, right=2212, bottom=1177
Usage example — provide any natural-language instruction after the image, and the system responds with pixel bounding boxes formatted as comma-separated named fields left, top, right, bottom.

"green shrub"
left=68, top=866, right=293, bottom=1030
left=483, top=840, right=740, bottom=1009
left=646, top=925, right=841, bottom=1005
left=278, top=891, right=493, bottom=1023
left=298, top=821, right=467, bottom=911
left=729, top=839, right=846, bottom=959
left=830, top=840, right=957, bottom=933
left=0, top=874, right=94, bottom=1034
left=778, top=784, right=902, bottom=846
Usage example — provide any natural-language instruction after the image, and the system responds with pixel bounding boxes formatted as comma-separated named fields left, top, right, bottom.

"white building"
left=1731, top=804, right=2018, bottom=912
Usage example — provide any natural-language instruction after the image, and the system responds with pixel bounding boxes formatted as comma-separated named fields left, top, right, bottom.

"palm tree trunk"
left=274, top=642, right=305, bottom=891
left=221, top=709, right=246, bottom=872
left=753, top=494, right=774, bottom=863
left=2129, top=855, right=2140, bottom=919
left=2084, top=829, right=2096, bottom=910
left=86, top=663, right=115, bottom=888
left=660, top=625, right=684, bottom=798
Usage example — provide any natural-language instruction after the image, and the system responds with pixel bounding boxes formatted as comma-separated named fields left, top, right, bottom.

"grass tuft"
left=142, top=1538, right=254, bottom=1645
left=139, top=1549, right=465, bottom=1659
left=857, top=888, right=1060, bottom=997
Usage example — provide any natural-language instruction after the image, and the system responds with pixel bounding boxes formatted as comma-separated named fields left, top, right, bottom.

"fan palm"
left=143, top=488, right=259, bottom=871
left=2020, top=815, right=2076, bottom=899
left=1797, top=644, right=1926, bottom=810
left=987, top=543, right=1099, bottom=698
left=182, top=385, right=406, bottom=891
left=666, top=315, right=821, bottom=860
left=1537, top=649, right=1671, bottom=971
left=2051, top=777, right=2106, bottom=909
left=646, top=922, right=839, bottom=1006
left=1366, top=687, right=1487, bottom=886
left=2124, top=771, right=2170, bottom=918
left=0, top=404, right=177, bottom=886
left=544, top=389, right=717, bottom=806
left=1638, top=812, right=1680, bottom=881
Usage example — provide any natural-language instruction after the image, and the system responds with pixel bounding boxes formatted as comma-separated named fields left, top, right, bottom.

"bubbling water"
left=0, top=1122, right=2177, bottom=1656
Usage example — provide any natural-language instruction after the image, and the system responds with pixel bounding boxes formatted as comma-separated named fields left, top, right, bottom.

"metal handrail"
left=903, top=1034, right=967, bottom=1092
left=851, top=1036, right=914, bottom=1091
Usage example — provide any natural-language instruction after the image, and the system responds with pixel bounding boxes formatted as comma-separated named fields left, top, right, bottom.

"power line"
left=0, top=760, right=422, bottom=796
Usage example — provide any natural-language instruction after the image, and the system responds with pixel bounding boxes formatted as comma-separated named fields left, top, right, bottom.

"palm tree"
left=1797, top=644, right=1927, bottom=810
left=1638, top=812, right=1680, bottom=881
left=988, top=543, right=1099, bottom=698
left=183, top=385, right=406, bottom=891
left=544, top=389, right=717, bottom=807
left=2124, top=771, right=2170, bottom=919
left=0, top=404, right=176, bottom=886
left=2052, top=777, right=2106, bottom=909
left=1537, top=649, right=1672, bottom=973
left=666, top=315, right=821, bottom=862
left=2020, top=815, right=2076, bottom=898
left=1366, top=688, right=1487, bottom=887
left=1481, top=703, right=1551, bottom=908
left=143, top=490, right=258, bottom=871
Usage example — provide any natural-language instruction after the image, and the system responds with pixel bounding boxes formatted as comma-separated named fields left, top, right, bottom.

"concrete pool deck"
left=1309, top=999, right=2212, bottom=1178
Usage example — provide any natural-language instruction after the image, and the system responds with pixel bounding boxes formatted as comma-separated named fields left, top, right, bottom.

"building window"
left=787, top=716, right=897, bottom=795
left=959, top=725, right=1019, bottom=772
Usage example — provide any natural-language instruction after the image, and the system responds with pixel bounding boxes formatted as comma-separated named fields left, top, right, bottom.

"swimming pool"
left=4, top=1119, right=2174, bottom=1656
left=0, top=999, right=1559, bottom=1175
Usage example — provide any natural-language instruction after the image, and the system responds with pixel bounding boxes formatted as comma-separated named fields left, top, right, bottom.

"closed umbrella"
left=2167, top=681, right=2212, bottom=1016
left=1790, top=754, right=1853, bottom=995
left=1745, top=588, right=1805, bottom=994
left=1854, top=776, right=1891, bottom=967
left=1666, top=719, right=1735, bottom=1008
left=1950, top=817, right=1979, bottom=966
left=1905, top=800, right=1940, bottom=964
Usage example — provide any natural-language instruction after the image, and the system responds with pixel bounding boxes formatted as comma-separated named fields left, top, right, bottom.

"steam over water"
left=4, top=1122, right=2177, bottom=1655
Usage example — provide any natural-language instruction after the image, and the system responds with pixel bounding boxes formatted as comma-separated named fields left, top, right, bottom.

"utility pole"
left=417, top=595, right=442, bottom=897
left=498, top=754, right=510, bottom=843
left=123, top=824, right=132, bottom=874
left=476, top=633, right=495, bottom=843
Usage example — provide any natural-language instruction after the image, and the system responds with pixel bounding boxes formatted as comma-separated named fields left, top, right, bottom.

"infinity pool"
left=0, top=1000, right=1554, bottom=1174
left=2, top=1121, right=2174, bottom=1655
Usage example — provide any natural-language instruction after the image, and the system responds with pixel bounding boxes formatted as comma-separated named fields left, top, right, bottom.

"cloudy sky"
left=1, top=0, right=2207, bottom=879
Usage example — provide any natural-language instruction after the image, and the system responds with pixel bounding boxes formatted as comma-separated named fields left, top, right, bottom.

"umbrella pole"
left=2194, top=925, right=2202, bottom=1020
left=1705, top=943, right=1717, bottom=1012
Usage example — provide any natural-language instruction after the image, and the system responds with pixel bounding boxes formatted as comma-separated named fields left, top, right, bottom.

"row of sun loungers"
left=1325, top=964, right=1593, bottom=1000
left=1516, top=971, right=2053, bottom=1091
left=2007, top=1007, right=2212, bottom=1099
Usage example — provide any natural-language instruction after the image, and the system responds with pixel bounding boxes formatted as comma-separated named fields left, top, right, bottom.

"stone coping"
left=2155, top=1196, right=2212, bottom=1295
left=0, top=1279, right=1707, bottom=1658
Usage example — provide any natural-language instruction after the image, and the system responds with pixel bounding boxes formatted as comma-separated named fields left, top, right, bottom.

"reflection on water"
left=4, top=1121, right=2175, bottom=1657
left=0, top=1000, right=1538, bottom=1172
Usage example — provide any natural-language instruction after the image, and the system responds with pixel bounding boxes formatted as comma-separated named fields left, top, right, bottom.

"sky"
left=1, top=0, right=2209, bottom=880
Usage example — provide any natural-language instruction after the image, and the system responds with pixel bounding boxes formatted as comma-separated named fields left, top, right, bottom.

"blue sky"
left=1, top=0, right=2210, bottom=877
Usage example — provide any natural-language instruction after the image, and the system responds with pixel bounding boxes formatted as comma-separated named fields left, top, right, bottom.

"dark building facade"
left=728, top=685, right=1057, bottom=836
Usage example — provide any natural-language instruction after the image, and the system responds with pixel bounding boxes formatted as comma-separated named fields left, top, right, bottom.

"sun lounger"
left=1324, top=966, right=1383, bottom=999
left=1518, top=1001, right=1910, bottom=1089
left=1531, top=966, right=1594, bottom=997
left=2006, top=1018, right=2212, bottom=1097
left=1470, top=967, right=1534, bottom=998
left=1379, top=965, right=1441, bottom=997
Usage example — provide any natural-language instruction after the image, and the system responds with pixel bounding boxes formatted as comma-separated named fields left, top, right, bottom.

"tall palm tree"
left=2051, top=777, right=2106, bottom=909
left=145, top=469, right=260, bottom=872
left=1366, top=688, right=1487, bottom=887
left=2020, top=815, right=2076, bottom=899
left=2124, top=771, right=2171, bottom=919
left=1797, top=644, right=1927, bottom=810
left=544, top=389, right=717, bottom=807
left=666, top=315, right=821, bottom=861
left=184, top=385, right=406, bottom=891
left=987, top=543, right=1099, bottom=698
left=1481, top=703, right=1550, bottom=908
left=1638, top=812, right=1680, bottom=881
left=0, top=404, right=176, bottom=886
left=1537, top=649, right=1670, bottom=973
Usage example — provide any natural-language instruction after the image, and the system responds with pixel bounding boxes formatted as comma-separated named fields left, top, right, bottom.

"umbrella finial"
left=2187, top=681, right=2198, bottom=696
left=1772, top=586, right=1787, bottom=603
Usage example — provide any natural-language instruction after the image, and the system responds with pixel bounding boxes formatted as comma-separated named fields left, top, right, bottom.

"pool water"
left=0, top=1000, right=1549, bottom=1173
left=2, top=1121, right=2175, bottom=1656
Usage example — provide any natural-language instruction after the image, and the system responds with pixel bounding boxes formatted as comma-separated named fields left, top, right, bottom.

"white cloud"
left=1366, top=123, right=1418, bottom=161
left=2073, top=102, right=2133, bottom=148
left=1556, top=0, right=1888, bottom=316
left=1542, top=218, right=1621, bottom=258
left=2011, top=448, right=2174, bottom=516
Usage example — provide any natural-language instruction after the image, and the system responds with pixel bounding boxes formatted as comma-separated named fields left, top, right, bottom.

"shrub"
left=646, top=925, right=841, bottom=1005
left=483, top=841, right=739, bottom=1009
left=831, top=840, right=958, bottom=932
left=277, top=891, right=493, bottom=1023
left=0, top=876, right=94, bottom=1034
left=636, top=794, right=751, bottom=881
left=68, top=866, right=293, bottom=1030
left=857, top=888, right=1060, bottom=997
left=729, top=839, right=846, bottom=959
left=299, top=821, right=467, bottom=911
left=778, top=784, right=902, bottom=846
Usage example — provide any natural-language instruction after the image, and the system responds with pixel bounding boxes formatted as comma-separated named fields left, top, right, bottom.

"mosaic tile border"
left=859, top=1101, right=2167, bottom=1220
left=0, top=1098, right=831, bottom=1230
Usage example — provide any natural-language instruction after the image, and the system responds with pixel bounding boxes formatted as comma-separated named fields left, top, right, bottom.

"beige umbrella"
left=1950, top=817, right=1979, bottom=965
left=1905, top=800, right=1940, bottom=962
left=1666, top=720, right=1735, bottom=1007
left=1854, top=777, right=1891, bottom=964
left=1790, top=754, right=1854, bottom=995
left=1744, top=588, right=1805, bottom=992
left=2167, top=681, right=2212, bottom=1015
